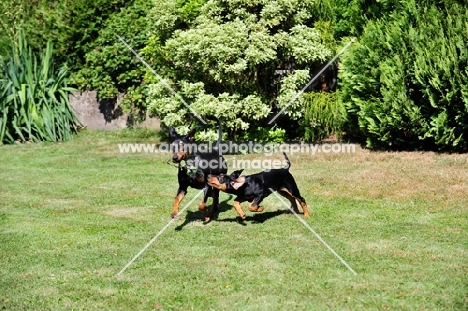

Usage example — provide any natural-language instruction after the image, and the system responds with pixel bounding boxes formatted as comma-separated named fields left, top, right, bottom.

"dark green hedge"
left=340, top=1, right=468, bottom=150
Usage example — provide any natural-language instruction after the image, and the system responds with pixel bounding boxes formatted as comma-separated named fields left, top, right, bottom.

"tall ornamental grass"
left=301, top=91, right=346, bottom=141
left=0, top=33, right=80, bottom=144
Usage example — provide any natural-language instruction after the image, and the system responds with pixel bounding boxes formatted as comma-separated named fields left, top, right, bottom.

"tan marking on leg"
left=280, top=188, right=309, bottom=217
left=204, top=190, right=219, bottom=223
left=299, top=201, right=310, bottom=218
left=171, top=192, right=185, bottom=217
left=248, top=202, right=264, bottom=212
left=203, top=205, right=211, bottom=222
left=234, top=199, right=246, bottom=219
left=198, top=198, right=207, bottom=212
left=279, top=188, right=299, bottom=213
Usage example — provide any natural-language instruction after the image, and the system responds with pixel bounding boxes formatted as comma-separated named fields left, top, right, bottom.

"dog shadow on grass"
left=217, top=209, right=290, bottom=225
left=174, top=196, right=290, bottom=230
left=174, top=196, right=233, bottom=231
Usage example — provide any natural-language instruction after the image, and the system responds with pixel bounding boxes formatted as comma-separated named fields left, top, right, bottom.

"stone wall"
left=69, top=91, right=159, bottom=130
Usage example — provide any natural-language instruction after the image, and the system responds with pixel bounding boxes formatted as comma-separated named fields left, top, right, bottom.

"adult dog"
left=207, top=152, right=309, bottom=220
left=169, top=120, right=227, bottom=222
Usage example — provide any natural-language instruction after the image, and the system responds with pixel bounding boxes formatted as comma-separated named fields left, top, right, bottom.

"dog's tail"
left=282, top=152, right=290, bottom=170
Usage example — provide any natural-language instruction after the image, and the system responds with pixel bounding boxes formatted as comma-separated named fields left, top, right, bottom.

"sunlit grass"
left=0, top=130, right=467, bottom=310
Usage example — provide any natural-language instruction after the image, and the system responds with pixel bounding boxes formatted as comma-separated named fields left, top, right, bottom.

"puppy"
left=169, top=120, right=227, bottom=222
left=207, top=152, right=309, bottom=219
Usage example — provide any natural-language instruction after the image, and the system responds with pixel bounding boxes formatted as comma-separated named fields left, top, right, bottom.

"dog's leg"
left=290, top=187, right=310, bottom=218
left=203, top=187, right=220, bottom=223
left=171, top=188, right=186, bottom=218
left=279, top=189, right=300, bottom=213
left=198, top=186, right=210, bottom=213
left=281, top=187, right=310, bottom=218
left=298, top=200, right=310, bottom=218
left=198, top=197, right=206, bottom=212
left=233, top=198, right=247, bottom=220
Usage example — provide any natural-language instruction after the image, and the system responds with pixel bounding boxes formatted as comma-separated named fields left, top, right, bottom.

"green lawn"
left=1, top=130, right=467, bottom=310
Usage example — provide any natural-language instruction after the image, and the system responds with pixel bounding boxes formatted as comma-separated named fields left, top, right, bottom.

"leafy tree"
left=0, top=0, right=137, bottom=78
left=71, top=0, right=152, bottom=122
left=340, top=0, right=468, bottom=150
left=145, top=0, right=332, bottom=139
left=23, top=0, right=132, bottom=71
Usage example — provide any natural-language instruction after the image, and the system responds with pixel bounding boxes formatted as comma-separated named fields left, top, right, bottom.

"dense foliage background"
left=341, top=0, right=468, bottom=151
left=0, top=0, right=466, bottom=150
left=145, top=0, right=333, bottom=139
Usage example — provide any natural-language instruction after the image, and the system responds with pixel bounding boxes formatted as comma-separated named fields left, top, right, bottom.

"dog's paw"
left=248, top=206, right=264, bottom=212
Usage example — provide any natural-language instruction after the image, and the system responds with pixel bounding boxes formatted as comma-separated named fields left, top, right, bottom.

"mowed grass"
left=1, top=129, right=467, bottom=310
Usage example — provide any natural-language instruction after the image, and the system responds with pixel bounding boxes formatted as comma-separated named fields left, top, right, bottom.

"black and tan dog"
left=207, top=152, right=309, bottom=220
left=169, top=120, right=227, bottom=222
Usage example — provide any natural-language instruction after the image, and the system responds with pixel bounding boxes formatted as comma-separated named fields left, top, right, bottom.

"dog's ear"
left=185, top=127, right=198, bottom=141
left=230, top=169, right=243, bottom=179
left=230, top=174, right=245, bottom=190
left=169, top=127, right=178, bottom=139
